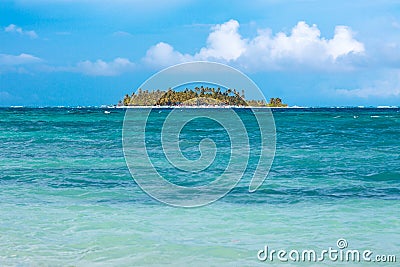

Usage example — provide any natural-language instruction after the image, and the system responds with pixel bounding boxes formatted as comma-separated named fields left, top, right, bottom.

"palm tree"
left=123, top=94, right=131, bottom=106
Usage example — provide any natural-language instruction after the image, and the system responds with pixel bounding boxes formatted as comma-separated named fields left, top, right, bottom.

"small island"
left=118, top=86, right=287, bottom=107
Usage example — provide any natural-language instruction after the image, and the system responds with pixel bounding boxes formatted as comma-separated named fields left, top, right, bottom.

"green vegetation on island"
left=119, top=87, right=288, bottom=107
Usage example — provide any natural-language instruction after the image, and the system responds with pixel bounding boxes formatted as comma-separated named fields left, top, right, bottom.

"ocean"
left=0, top=107, right=399, bottom=266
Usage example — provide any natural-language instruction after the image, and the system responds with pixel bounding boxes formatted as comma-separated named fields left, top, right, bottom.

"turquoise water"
left=0, top=107, right=399, bottom=266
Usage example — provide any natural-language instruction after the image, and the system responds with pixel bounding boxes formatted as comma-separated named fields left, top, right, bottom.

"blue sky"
left=1, top=0, right=400, bottom=106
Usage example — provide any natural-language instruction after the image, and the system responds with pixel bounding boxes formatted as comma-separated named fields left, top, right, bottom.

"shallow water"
left=0, top=107, right=399, bottom=266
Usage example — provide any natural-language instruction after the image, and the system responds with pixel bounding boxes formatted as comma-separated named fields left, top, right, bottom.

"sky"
left=1, top=0, right=400, bottom=107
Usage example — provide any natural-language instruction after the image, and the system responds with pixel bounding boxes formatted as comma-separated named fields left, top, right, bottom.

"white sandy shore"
left=114, top=105, right=298, bottom=109
left=109, top=105, right=399, bottom=109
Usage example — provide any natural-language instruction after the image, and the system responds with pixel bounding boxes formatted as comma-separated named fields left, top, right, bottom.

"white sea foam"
left=377, top=106, right=398, bottom=108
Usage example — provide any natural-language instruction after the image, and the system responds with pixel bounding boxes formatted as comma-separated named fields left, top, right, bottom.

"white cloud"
left=243, top=21, right=365, bottom=70
left=0, top=53, right=42, bottom=65
left=112, top=31, right=132, bottom=37
left=5, top=24, right=38, bottom=38
left=336, top=71, right=400, bottom=98
left=0, top=54, right=135, bottom=76
left=337, top=87, right=400, bottom=98
left=194, top=19, right=247, bottom=61
left=0, top=91, right=12, bottom=100
left=392, top=20, right=400, bottom=29
left=0, top=91, right=11, bottom=98
left=143, top=20, right=365, bottom=71
left=143, top=42, right=192, bottom=67
left=76, top=57, right=135, bottom=76
left=327, top=26, right=365, bottom=60
left=0, top=53, right=42, bottom=74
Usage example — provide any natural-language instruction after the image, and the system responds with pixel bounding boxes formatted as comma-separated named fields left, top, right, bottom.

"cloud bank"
left=4, top=24, right=38, bottom=38
left=0, top=53, right=42, bottom=65
left=143, top=20, right=365, bottom=70
left=0, top=53, right=43, bottom=74
left=75, top=58, right=135, bottom=76
left=336, top=71, right=400, bottom=98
